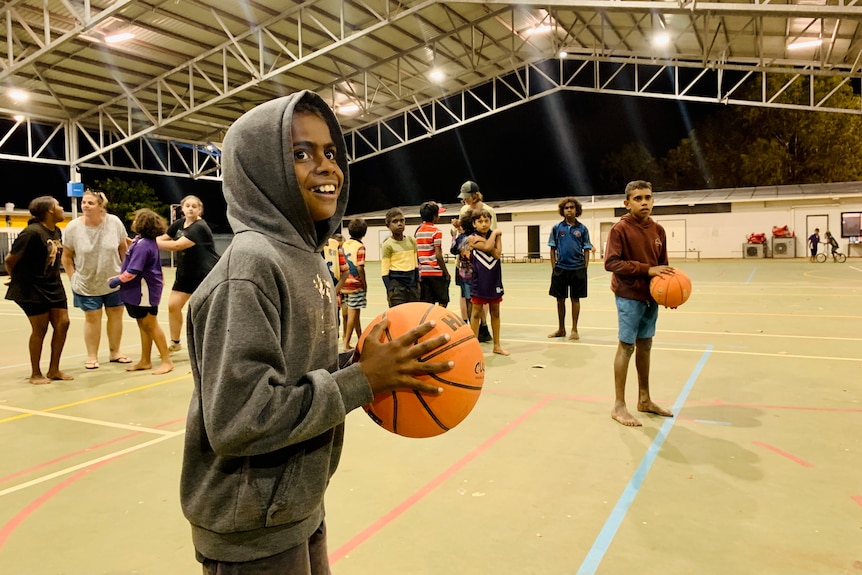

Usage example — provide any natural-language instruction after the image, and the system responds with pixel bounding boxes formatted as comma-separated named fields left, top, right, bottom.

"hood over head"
left=222, top=91, right=349, bottom=252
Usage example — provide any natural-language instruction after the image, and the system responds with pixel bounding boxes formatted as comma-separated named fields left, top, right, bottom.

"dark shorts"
left=420, top=275, right=451, bottom=306
left=549, top=267, right=588, bottom=300
left=73, top=291, right=123, bottom=312
left=174, top=274, right=206, bottom=295
left=125, top=304, right=159, bottom=319
left=197, top=522, right=329, bottom=575
left=387, top=281, right=421, bottom=308
left=17, top=300, right=67, bottom=317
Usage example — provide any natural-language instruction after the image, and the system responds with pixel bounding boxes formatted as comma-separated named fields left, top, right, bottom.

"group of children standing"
left=322, top=184, right=510, bottom=356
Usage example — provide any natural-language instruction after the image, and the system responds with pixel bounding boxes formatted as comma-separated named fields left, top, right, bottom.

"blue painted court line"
left=576, top=345, right=713, bottom=575
left=745, top=268, right=757, bottom=284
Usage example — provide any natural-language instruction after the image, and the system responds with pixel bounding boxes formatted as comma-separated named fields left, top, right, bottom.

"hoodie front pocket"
left=264, top=436, right=333, bottom=527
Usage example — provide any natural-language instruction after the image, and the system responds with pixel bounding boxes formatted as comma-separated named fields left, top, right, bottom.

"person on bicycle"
left=824, top=231, right=840, bottom=260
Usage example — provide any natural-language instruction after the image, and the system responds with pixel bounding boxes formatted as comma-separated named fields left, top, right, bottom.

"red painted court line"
left=0, top=460, right=112, bottom=550
left=0, top=418, right=185, bottom=551
left=329, top=395, right=555, bottom=565
left=852, top=496, right=862, bottom=508
left=0, top=418, right=186, bottom=485
left=753, top=441, right=814, bottom=468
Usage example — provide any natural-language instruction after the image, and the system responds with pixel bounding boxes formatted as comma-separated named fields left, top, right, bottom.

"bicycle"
left=816, top=250, right=846, bottom=263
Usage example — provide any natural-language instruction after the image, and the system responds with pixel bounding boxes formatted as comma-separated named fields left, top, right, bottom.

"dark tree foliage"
left=92, top=177, right=168, bottom=231
left=604, top=76, right=862, bottom=191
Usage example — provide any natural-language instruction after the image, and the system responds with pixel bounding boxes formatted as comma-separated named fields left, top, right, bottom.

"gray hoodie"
left=180, top=91, right=373, bottom=563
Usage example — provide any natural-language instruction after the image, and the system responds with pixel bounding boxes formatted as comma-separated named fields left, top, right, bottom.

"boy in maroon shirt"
left=603, top=180, right=675, bottom=427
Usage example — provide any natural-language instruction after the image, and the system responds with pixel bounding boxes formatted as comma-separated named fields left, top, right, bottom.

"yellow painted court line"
left=0, top=373, right=191, bottom=424
left=0, top=405, right=176, bottom=435
left=0, top=430, right=186, bottom=498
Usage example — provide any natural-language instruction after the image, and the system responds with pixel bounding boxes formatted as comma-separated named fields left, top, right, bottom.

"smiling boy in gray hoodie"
left=180, top=91, right=454, bottom=573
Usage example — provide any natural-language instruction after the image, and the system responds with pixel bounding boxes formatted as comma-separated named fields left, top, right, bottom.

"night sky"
left=0, top=92, right=721, bottom=233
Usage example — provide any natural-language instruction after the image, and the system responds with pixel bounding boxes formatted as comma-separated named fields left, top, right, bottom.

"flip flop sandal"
left=110, top=356, right=133, bottom=364
left=85, top=360, right=99, bottom=369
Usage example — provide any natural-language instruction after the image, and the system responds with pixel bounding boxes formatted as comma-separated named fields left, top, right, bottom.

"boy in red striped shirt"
left=415, top=201, right=451, bottom=307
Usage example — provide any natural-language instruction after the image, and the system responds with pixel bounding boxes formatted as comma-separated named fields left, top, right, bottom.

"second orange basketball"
left=650, top=269, right=692, bottom=308
left=356, top=302, right=485, bottom=438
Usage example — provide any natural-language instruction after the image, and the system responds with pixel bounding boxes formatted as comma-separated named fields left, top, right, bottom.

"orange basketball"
left=356, top=302, right=485, bottom=438
left=650, top=269, right=692, bottom=308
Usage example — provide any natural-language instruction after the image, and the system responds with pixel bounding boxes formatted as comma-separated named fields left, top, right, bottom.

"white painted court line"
left=0, top=430, right=186, bottom=498
left=506, top=323, right=862, bottom=342
left=0, top=405, right=176, bottom=435
left=501, top=338, right=861, bottom=362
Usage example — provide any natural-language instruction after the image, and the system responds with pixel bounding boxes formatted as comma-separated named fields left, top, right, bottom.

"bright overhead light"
left=105, top=32, right=135, bottom=44
left=558, top=50, right=569, bottom=58
left=787, top=39, right=823, bottom=51
left=337, top=104, right=361, bottom=116
left=8, top=89, right=28, bottom=102
left=525, top=24, right=553, bottom=37
left=428, top=69, right=445, bottom=83
left=13, top=114, right=25, bottom=122
left=652, top=33, right=671, bottom=48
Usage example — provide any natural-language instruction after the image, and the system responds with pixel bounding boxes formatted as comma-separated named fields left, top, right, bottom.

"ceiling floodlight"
left=337, top=104, right=361, bottom=116
left=105, top=32, right=135, bottom=43
left=558, top=50, right=569, bottom=58
left=428, top=69, right=445, bottom=83
left=787, top=39, right=823, bottom=51
left=8, top=89, right=28, bottom=102
left=525, top=24, right=553, bottom=37
left=652, top=33, right=671, bottom=48
left=13, top=114, right=25, bottom=122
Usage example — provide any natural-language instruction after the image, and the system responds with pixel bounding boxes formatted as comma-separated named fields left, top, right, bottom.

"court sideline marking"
left=502, top=337, right=859, bottom=363
left=329, top=395, right=555, bottom=565
left=576, top=346, right=713, bottom=575
left=0, top=373, right=191, bottom=424
left=0, top=405, right=176, bottom=435
left=0, top=430, right=185, bottom=499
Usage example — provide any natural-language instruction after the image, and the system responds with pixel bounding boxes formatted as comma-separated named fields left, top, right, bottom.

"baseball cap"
left=458, top=180, right=479, bottom=199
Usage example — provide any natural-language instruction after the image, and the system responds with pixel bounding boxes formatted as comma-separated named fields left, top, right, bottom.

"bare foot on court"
left=638, top=400, right=673, bottom=418
left=611, top=404, right=642, bottom=427
left=29, top=375, right=51, bottom=385
left=152, top=362, right=174, bottom=375
left=567, top=331, right=580, bottom=341
left=547, top=329, right=566, bottom=338
left=126, top=362, right=152, bottom=372
left=493, top=346, right=510, bottom=356
left=47, top=371, right=74, bottom=381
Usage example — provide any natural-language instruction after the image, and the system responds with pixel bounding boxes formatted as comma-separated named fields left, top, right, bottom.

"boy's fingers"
left=362, top=315, right=389, bottom=347
left=404, top=380, right=444, bottom=395
left=393, top=321, right=437, bottom=345
left=409, top=334, right=451, bottom=357
left=408, top=360, right=454, bottom=375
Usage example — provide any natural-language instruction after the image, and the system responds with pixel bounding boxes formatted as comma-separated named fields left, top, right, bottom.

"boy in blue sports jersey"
left=547, top=197, right=592, bottom=340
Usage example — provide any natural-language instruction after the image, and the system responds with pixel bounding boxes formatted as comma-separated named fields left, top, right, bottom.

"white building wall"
left=348, top=197, right=862, bottom=261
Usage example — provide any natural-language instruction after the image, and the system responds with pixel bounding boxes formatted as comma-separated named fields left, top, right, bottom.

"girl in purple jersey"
left=109, top=209, right=174, bottom=375
left=468, top=209, right=509, bottom=356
